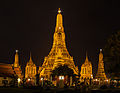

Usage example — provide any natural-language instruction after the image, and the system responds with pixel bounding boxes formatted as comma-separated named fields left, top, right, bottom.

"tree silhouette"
left=104, top=31, right=120, bottom=76
left=51, top=65, right=74, bottom=77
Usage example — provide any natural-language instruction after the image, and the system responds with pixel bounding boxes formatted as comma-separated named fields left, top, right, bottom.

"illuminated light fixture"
left=95, top=79, right=97, bottom=81
left=59, top=27, right=61, bottom=29
left=100, top=49, right=102, bottom=52
left=91, top=74, right=93, bottom=79
left=58, top=8, right=61, bottom=13
left=16, top=50, right=18, bottom=53
left=41, top=78, right=43, bottom=80
left=28, top=78, right=30, bottom=81
left=105, top=79, right=108, bottom=82
left=59, top=76, right=64, bottom=80
left=18, top=78, right=21, bottom=83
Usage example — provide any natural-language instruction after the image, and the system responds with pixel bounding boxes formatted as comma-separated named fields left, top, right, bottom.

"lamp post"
left=90, top=74, right=93, bottom=85
left=41, top=77, right=44, bottom=87
left=18, top=78, right=21, bottom=87
left=28, top=78, right=31, bottom=81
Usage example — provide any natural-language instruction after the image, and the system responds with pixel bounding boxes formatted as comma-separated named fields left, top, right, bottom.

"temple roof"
left=0, top=63, right=16, bottom=78
left=82, top=53, right=92, bottom=67
left=26, top=53, right=36, bottom=66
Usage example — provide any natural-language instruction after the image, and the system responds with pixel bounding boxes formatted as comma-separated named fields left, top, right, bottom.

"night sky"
left=0, top=0, right=120, bottom=75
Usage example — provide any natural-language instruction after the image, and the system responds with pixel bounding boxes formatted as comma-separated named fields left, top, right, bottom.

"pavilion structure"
left=25, top=53, right=37, bottom=85
left=80, top=52, right=93, bottom=84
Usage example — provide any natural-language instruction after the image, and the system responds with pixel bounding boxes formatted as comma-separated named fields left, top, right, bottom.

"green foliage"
left=104, top=31, right=120, bottom=74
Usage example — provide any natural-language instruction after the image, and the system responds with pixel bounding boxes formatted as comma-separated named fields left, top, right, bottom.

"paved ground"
left=0, top=87, right=120, bottom=93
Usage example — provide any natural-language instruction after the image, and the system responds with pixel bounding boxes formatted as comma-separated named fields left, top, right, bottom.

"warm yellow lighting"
left=25, top=53, right=36, bottom=81
left=59, top=76, right=64, bottom=80
left=80, top=53, right=92, bottom=81
left=59, top=27, right=61, bottom=29
left=96, top=49, right=107, bottom=80
left=16, top=50, right=18, bottom=53
left=38, top=8, right=79, bottom=80
left=28, top=78, right=30, bottom=81
left=91, top=74, right=93, bottom=79
left=18, top=78, right=21, bottom=83
left=41, top=78, right=43, bottom=80
left=58, top=8, right=61, bottom=13
left=105, top=79, right=108, bottom=82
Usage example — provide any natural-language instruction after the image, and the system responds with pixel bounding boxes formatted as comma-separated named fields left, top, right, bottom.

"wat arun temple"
left=38, top=8, right=79, bottom=80
left=0, top=8, right=108, bottom=86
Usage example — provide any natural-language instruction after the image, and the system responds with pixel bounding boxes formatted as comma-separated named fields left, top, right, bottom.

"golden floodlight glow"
left=80, top=53, right=93, bottom=81
left=18, top=78, right=21, bottom=83
left=28, top=78, right=30, bottom=81
left=41, top=78, right=43, bottom=80
left=59, top=76, right=64, bottom=80
left=96, top=49, right=107, bottom=80
left=38, top=8, right=79, bottom=80
left=59, top=27, right=61, bottom=29
left=58, top=8, right=61, bottom=13
left=16, top=50, right=18, bottom=53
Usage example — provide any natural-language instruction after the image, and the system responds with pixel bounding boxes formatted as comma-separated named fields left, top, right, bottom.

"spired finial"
left=16, top=50, right=18, bottom=53
left=85, top=51, right=88, bottom=62
left=58, top=8, right=61, bottom=14
left=30, top=52, right=32, bottom=61
left=100, top=49, right=102, bottom=52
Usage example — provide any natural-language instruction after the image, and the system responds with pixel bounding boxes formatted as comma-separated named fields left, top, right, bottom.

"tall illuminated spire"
left=49, top=8, right=67, bottom=56
left=85, top=52, right=89, bottom=62
left=58, top=8, right=61, bottom=13
left=39, top=8, right=79, bottom=80
left=56, top=8, right=63, bottom=29
left=29, top=52, right=32, bottom=62
left=96, top=49, right=107, bottom=80
left=14, top=50, right=19, bottom=67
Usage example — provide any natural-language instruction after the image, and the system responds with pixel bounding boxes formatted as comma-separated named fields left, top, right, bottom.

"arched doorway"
left=51, top=65, right=76, bottom=88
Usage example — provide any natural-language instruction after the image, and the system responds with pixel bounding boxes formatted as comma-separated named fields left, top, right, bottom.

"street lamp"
left=28, top=78, right=30, bottom=81
left=41, top=77, right=43, bottom=80
left=91, top=74, right=93, bottom=79
left=90, top=75, right=93, bottom=85
left=18, top=78, right=21, bottom=87
left=41, top=77, right=44, bottom=87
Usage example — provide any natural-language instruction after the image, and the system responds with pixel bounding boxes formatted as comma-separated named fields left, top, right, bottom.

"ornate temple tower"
left=80, top=52, right=93, bottom=82
left=25, top=53, right=37, bottom=84
left=13, top=50, right=23, bottom=79
left=14, top=50, right=19, bottom=67
left=38, top=8, right=79, bottom=80
left=96, top=49, right=107, bottom=80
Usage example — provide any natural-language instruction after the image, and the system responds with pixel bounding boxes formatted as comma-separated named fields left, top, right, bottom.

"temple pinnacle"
left=30, top=52, right=32, bottom=62
left=85, top=51, right=89, bottom=62
left=58, top=8, right=61, bottom=14
left=16, top=50, right=18, bottom=53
